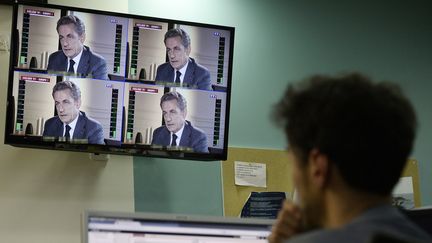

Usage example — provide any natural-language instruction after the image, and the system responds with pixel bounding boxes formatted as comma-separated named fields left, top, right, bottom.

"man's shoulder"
left=153, top=126, right=169, bottom=135
left=183, top=121, right=207, bottom=143
left=48, top=51, right=66, bottom=65
left=183, top=122, right=208, bottom=152
left=76, top=112, right=104, bottom=144
left=43, top=116, right=62, bottom=136
left=151, top=126, right=169, bottom=145
left=45, top=116, right=60, bottom=125
left=79, top=113, right=101, bottom=127
left=286, top=226, right=430, bottom=243
left=189, top=58, right=209, bottom=72
left=157, top=62, right=172, bottom=71
left=49, top=50, right=64, bottom=58
left=83, top=47, right=105, bottom=63
left=87, top=116, right=102, bottom=127
left=187, top=58, right=212, bottom=90
left=155, top=62, right=173, bottom=81
left=285, top=206, right=432, bottom=243
left=185, top=122, right=206, bottom=137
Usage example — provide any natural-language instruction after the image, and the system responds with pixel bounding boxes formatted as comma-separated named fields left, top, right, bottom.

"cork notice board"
left=401, top=159, right=421, bottom=207
left=221, top=147, right=421, bottom=216
left=222, top=147, right=294, bottom=217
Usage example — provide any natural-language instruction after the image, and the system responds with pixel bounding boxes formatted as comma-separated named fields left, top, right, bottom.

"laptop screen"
left=83, top=211, right=274, bottom=243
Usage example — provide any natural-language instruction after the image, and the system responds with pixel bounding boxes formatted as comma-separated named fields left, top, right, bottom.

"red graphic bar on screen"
left=20, top=76, right=50, bottom=83
left=130, top=87, right=159, bottom=94
left=135, top=23, right=162, bottom=30
left=25, top=9, right=55, bottom=17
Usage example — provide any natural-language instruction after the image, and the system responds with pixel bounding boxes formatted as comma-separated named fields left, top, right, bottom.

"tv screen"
left=5, top=2, right=234, bottom=161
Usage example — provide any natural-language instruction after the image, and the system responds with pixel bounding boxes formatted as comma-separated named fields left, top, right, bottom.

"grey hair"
left=164, top=28, right=191, bottom=48
left=56, top=15, right=85, bottom=36
left=52, top=81, right=81, bottom=101
left=160, top=91, right=187, bottom=111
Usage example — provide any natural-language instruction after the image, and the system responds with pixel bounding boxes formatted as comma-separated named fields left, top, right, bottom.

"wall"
left=1, top=0, right=431, bottom=241
left=267, top=0, right=432, bottom=206
left=49, top=0, right=128, bottom=13
left=0, top=1, right=134, bottom=243
left=129, top=0, right=432, bottom=209
left=134, top=158, right=223, bottom=215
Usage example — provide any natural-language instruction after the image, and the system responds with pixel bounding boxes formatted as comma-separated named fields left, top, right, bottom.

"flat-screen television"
left=4, top=1, right=234, bottom=161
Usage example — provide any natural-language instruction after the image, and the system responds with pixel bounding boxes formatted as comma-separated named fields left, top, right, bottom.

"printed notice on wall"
left=392, top=176, right=414, bottom=209
left=234, top=161, right=266, bottom=188
left=241, top=191, right=287, bottom=219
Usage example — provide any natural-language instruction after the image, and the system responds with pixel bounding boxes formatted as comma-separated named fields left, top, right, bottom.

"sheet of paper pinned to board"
left=392, top=176, right=415, bottom=209
left=234, top=161, right=266, bottom=188
left=393, top=176, right=414, bottom=194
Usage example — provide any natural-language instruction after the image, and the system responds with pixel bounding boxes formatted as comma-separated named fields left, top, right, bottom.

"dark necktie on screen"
left=171, top=134, right=177, bottom=146
left=68, top=59, right=75, bottom=74
left=175, top=70, right=181, bottom=84
left=65, top=124, right=71, bottom=139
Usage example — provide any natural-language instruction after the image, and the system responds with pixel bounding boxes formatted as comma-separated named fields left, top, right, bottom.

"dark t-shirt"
left=285, top=205, right=431, bottom=243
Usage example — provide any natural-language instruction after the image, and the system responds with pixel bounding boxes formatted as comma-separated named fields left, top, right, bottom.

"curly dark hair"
left=273, top=73, right=417, bottom=195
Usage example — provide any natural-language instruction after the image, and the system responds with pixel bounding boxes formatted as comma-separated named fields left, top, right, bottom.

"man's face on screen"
left=161, top=99, right=186, bottom=133
left=53, top=89, right=81, bottom=124
left=58, top=23, right=85, bottom=59
left=165, top=36, right=191, bottom=70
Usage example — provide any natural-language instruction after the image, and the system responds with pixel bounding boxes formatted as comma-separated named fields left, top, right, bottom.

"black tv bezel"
left=4, top=0, right=235, bottom=161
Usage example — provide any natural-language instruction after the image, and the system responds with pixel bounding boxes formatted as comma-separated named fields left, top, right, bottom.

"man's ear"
left=80, top=33, right=86, bottom=44
left=75, top=98, right=81, bottom=109
left=186, top=45, right=191, bottom=56
left=308, top=148, right=330, bottom=189
left=182, top=108, right=187, bottom=119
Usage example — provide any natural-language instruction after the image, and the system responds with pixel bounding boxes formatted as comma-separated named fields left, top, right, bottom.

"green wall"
left=134, top=158, right=223, bottom=215
left=131, top=0, right=432, bottom=213
left=0, top=2, right=134, bottom=242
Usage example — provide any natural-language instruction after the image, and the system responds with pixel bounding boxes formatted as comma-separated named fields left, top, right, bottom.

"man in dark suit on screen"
left=47, top=15, right=108, bottom=80
left=152, top=91, right=209, bottom=153
left=43, top=81, right=104, bottom=144
left=155, top=28, right=212, bottom=90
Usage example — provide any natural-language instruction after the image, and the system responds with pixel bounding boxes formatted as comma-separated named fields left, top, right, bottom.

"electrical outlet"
left=0, top=33, right=10, bottom=52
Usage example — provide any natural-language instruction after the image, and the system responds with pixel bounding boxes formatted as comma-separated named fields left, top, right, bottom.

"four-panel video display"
left=6, top=2, right=234, bottom=160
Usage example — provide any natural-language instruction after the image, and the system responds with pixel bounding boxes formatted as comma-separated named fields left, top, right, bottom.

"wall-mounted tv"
left=4, top=1, right=234, bottom=161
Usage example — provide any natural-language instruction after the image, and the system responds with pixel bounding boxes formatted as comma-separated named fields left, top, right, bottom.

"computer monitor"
left=83, top=211, right=274, bottom=243
left=404, top=207, right=432, bottom=237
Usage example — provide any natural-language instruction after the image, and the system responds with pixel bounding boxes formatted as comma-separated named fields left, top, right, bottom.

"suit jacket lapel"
left=166, top=65, right=175, bottom=82
left=162, top=127, right=171, bottom=146
left=183, top=58, right=195, bottom=85
left=59, top=54, right=68, bottom=71
left=73, top=113, right=85, bottom=139
left=179, top=122, right=191, bottom=146
left=55, top=117, right=65, bottom=136
left=77, top=47, right=90, bottom=76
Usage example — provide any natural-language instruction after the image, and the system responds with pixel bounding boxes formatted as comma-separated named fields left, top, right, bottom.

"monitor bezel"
left=4, top=0, right=235, bottom=161
left=82, top=210, right=274, bottom=243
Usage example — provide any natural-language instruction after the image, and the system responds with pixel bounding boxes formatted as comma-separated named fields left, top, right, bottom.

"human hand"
left=268, top=200, right=303, bottom=243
